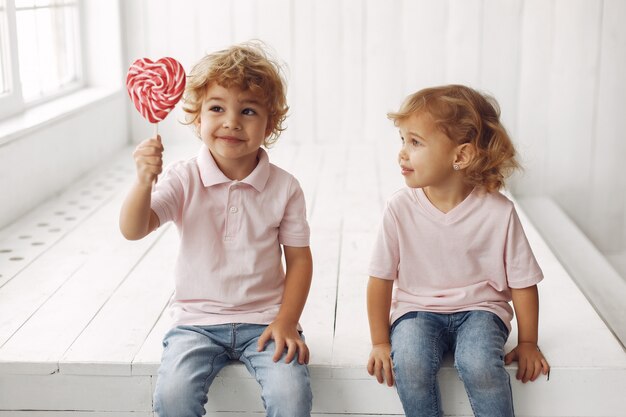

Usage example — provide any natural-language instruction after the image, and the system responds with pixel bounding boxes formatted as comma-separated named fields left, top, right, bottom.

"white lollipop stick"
left=153, top=122, right=160, bottom=185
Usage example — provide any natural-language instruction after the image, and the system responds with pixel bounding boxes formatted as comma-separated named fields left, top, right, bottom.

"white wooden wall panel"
left=118, top=0, right=626, bottom=260
left=339, top=0, right=364, bottom=144
left=143, top=0, right=172, bottom=58
left=232, top=0, right=258, bottom=43
left=290, top=0, right=315, bottom=144
left=167, top=1, right=198, bottom=68
left=363, top=0, right=404, bottom=144
left=194, top=1, right=232, bottom=57
left=257, top=0, right=292, bottom=68
left=256, top=0, right=294, bottom=144
left=546, top=0, right=602, bottom=232
left=480, top=0, right=522, bottom=137
left=401, top=0, right=447, bottom=92
left=513, top=0, right=554, bottom=196
left=314, top=0, right=342, bottom=144
left=446, top=0, right=482, bottom=86
left=589, top=0, right=626, bottom=252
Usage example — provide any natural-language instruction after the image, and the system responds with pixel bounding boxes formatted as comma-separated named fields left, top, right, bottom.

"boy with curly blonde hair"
left=120, top=42, right=313, bottom=417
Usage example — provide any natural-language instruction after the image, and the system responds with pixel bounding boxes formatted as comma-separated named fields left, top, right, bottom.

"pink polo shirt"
left=368, top=187, right=543, bottom=330
left=151, top=145, right=310, bottom=327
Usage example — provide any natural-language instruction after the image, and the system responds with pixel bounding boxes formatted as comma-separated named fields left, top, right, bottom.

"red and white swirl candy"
left=126, top=57, right=186, bottom=123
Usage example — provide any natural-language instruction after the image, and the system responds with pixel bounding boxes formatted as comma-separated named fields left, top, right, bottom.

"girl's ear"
left=454, top=143, right=477, bottom=169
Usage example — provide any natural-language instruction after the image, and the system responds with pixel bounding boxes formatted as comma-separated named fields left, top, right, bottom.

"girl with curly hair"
left=366, top=85, right=550, bottom=417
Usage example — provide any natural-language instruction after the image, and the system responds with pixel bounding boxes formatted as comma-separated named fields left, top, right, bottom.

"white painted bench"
left=0, top=140, right=624, bottom=417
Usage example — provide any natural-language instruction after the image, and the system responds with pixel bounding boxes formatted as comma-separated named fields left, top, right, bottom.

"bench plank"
left=0, top=182, right=150, bottom=351
left=0, top=198, right=169, bottom=375
left=59, top=227, right=177, bottom=375
left=0, top=374, right=152, bottom=411
left=308, top=145, right=348, bottom=233
left=0, top=413, right=153, bottom=417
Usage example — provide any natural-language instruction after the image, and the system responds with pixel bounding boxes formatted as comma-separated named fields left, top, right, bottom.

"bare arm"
left=505, top=285, right=550, bottom=382
left=257, top=245, right=313, bottom=364
left=366, top=276, right=395, bottom=386
left=119, top=136, right=163, bottom=240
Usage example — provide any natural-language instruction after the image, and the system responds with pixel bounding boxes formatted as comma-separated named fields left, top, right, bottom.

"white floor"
left=0, top=139, right=625, bottom=416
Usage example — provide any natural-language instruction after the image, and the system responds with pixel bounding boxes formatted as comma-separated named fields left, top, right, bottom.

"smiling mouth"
left=218, top=136, right=244, bottom=144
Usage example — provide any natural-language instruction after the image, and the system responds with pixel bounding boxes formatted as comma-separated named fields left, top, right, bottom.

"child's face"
left=197, top=83, right=270, bottom=170
left=397, top=111, right=460, bottom=189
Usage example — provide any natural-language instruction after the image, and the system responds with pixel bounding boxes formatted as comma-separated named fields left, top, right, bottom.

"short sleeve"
left=368, top=204, right=400, bottom=280
left=505, top=207, right=544, bottom=288
left=278, top=177, right=310, bottom=247
left=150, top=164, right=185, bottom=226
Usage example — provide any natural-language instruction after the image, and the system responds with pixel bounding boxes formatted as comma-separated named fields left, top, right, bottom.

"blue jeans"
left=153, top=324, right=312, bottom=417
left=390, top=311, right=514, bottom=417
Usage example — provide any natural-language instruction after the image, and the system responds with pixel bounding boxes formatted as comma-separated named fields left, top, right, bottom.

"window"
left=0, top=0, right=81, bottom=119
left=15, top=0, right=81, bottom=101
left=0, top=0, right=13, bottom=96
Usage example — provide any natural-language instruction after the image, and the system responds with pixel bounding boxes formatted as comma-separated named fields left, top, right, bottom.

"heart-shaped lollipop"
left=126, top=57, right=186, bottom=124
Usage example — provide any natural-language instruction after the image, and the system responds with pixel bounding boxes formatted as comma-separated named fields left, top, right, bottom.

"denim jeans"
left=390, top=310, right=514, bottom=417
left=153, top=324, right=312, bottom=417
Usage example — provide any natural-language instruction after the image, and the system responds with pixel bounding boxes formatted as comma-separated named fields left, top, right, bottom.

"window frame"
left=0, top=0, right=25, bottom=119
left=0, top=0, right=83, bottom=121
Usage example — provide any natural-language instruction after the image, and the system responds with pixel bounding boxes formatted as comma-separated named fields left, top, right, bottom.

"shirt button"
left=229, top=206, right=238, bottom=213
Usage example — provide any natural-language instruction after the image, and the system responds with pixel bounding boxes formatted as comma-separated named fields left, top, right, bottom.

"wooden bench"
left=0, top=140, right=625, bottom=416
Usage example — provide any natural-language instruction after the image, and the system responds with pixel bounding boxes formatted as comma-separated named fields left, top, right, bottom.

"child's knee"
left=392, top=341, right=441, bottom=391
left=153, top=375, right=207, bottom=417
left=261, top=364, right=312, bottom=416
left=394, top=353, right=439, bottom=390
left=455, top=351, right=507, bottom=390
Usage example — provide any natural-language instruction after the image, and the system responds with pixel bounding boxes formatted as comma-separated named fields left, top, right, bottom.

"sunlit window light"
left=15, top=0, right=81, bottom=102
left=0, top=0, right=10, bottom=96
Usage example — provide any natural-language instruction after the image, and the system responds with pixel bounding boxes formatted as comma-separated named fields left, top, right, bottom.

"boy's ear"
left=454, top=143, right=477, bottom=168
left=193, top=116, right=202, bottom=137
left=265, top=118, right=273, bottom=137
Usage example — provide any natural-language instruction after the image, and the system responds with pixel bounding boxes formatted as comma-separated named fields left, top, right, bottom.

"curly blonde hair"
left=182, top=41, right=288, bottom=147
left=388, top=85, right=520, bottom=192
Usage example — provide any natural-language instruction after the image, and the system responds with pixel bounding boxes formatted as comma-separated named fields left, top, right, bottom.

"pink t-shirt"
left=151, top=145, right=310, bottom=327
left=368, top=187, right=543, bottom=330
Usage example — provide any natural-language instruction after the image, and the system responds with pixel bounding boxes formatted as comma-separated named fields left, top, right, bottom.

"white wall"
left=127, top=0, right=626, bottom=255
left=0, top=0, right=128, bottom=229
left=0, top=92, right=128, bottom=228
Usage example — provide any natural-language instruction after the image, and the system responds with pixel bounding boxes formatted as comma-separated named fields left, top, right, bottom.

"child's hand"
left=504, top=342, right=550, bottom=383
left=133, top=135, right=164, bottom=186
left=367, top=343, right=395, bottom=387
left=257, top=319, right=309, bottom=365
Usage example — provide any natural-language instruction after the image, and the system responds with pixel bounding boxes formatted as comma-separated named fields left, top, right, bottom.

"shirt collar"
left=197, top=144, right=270, bottom=192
